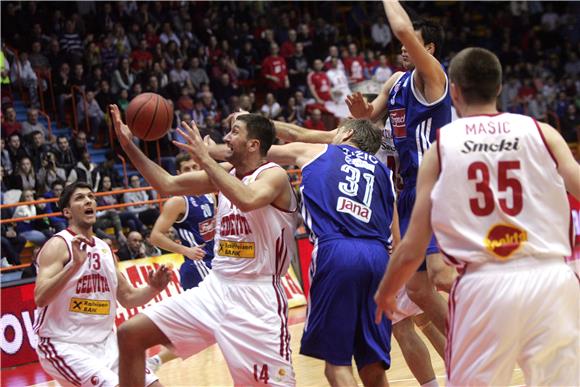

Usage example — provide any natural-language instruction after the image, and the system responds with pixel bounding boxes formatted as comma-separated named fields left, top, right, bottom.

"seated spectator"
left=260, top=93, right=282, bottom=119
left=213, top=73, right=238, bottom=110
left=97, top=174, right=146, bottom=234
left=53, top=62, right=73, bottom=126
left=77, top=90, right=106, bottom=143
left=95, top=80, right=116, bottom=113
left=343, top=43, right=368, bottom=85
left=12, top=52, right=40, bottom=108
left=280, top=97, right=298, bottom=123
left=143, top=229, right=162, bottom=257
left=21, top=109, right=49, bottom=142
left=29, top=41, right=50, bottom=73
left=8, top=156, right=36, bottom=191
left=304, top=109, right=326, bottom=131
left=131, top=39, right=153, bottom=73
left=6, top=133, right=30, bottom=168
left=236, top=41, right=259, bottom=80
left=117, top=230, right=146, bottom=261
left=94, top=205, right=127, bottom=246
left=67, top=151, right=101, bottom=191
left=36, top=150, right=66, bottom=194
left=1, top=222, right=24, bottom=266
left=43, top=180, right=67, bottom=232
left=188, top=57, right=210, bottom=90
left=12, top=189, right=50, bottom=247
left=1, top=138, right=12, bottom=174
left=307, top=59, right=333, bottom=105
left=71, top=130, right=88, bottom=161
left=118, top=89, right=129, bottom=114
left=111, top=57, right=135, bottom=95
left=96, top=150, right=124, bottom=188
left=191, top=98, right=207, bottom=129
left=170, top=58, right=193, bottom=91
left=54, top=135, right=76, bottom=175
left=287, top=42, right=308, bottom=93
left=123, top=175, right=159, bottom=227
left=28, top=130, right=52, bottom=170
left=373, top=54, right=393, bottom=83
left=2, top=106, right=22, bottom=138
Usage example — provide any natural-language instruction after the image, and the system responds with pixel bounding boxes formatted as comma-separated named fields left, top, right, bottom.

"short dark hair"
left=175, top=152, right=191, bottom=171
left=449, top=47, right=502, bottom=105
left=413, top=19, right=444, bottom=59
left=236, top=114, right=276, bottom=156
left=59, top=182, right=93, bottom=211
left=342, top=119, right=383, bottom=155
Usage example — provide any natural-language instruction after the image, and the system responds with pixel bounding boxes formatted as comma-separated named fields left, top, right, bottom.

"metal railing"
left=70, top=85, right=90, bottom=135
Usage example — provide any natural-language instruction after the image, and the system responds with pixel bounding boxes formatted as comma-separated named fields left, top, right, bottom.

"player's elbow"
left=35, top=290, right=48, bottom=308
left=149, top=231, right=163, bottom=246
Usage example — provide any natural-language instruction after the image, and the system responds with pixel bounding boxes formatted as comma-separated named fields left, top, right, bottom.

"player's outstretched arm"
left=274, top=120, right=337, bottom=144
left=110, top=104, right=218, bottom=196
left=176, top=120, right=292, bottom=212
left=540, top=122, right=580, bottom=199
left=35, top=235, right=89, bottom=307
left=382, top=0, right=446, bottom=103
left=150, top=196, right=205, bottom=261
left=267, top=142, right=327, bottom=168
left=374, top=145, right=439, bottom=323
left=346, top=72, right=402, bottom=123
left=116, top=264, right=171, bottom=309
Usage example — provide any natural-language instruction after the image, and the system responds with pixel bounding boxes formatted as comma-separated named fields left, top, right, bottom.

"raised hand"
left=173, top=120, right=210, bottom=165
left=182, top=246, right=206, bottom=261
left=70, top=235, right=91, bottom=269
left=346, top=92, right=374, bottom=119
left=147, top=264, right=172, bottom=291
left=109, top=104, right=133, bottom=147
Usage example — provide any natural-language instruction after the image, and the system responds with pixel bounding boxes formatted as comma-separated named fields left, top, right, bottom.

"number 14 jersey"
left=431, top=113, right=573, bottom=266
left=300, top=144, right=397, bottom=247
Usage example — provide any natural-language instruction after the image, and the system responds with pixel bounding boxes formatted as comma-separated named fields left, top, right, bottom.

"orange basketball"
left=125, top=93, right=174, bottom=141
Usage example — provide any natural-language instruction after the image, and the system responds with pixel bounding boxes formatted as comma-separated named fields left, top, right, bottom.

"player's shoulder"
left=37, top=234, right=70, bottom=266
left=162, top=195, right=187, bottom=213
left=382, top=71, right=405, bottom=93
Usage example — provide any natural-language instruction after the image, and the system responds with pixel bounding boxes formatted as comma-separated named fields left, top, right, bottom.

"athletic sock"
left=420, top=379, right=439, bottom=387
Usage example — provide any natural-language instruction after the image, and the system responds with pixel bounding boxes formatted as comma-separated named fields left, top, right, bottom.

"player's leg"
left=324, top=364, right=358, bottom=386
left=393, top=318, right=437, bottom=386
left=426, top=253, right=457, bottom=293
left=516, top=263, right=580, bottom=386
left=414, top=313, right=445, bottom=359
left=405, top=271, right=447, bottom=334
left=118, top=314, right=171, bottom=386
left=358, top=362, right=389, bottom=387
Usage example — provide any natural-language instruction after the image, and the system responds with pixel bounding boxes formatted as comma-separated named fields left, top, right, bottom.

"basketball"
left=126, top=93, right=174, bottom=141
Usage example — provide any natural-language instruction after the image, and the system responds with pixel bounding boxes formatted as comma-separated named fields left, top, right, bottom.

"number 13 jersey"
left=431, top=113, right=573, bottom=266
left=300, top=144, right=396, bottom=247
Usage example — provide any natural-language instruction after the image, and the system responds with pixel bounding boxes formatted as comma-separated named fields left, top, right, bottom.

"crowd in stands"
left=0, top=1, right=579, bottom=270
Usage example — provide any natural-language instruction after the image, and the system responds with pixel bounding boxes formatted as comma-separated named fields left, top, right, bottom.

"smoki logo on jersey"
left=484, top=223, right=528, bottom=259
left=389, top=108, right=406, bottom=138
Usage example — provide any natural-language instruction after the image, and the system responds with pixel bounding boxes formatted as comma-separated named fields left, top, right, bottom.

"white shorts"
left=143, top=271, right=295, bottom=386
left=446, top=256, right=580, bottom=386
left=391, top=287, right=422, bottom=325
left=36, top=331, right=158, bottom=387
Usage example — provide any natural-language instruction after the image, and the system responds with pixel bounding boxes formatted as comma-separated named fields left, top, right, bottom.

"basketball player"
left=110, top=105, right=298, bottom=386
left=34, top=182, right=171, bottom=387
left=265, top=119, right=396, bottom=386
left=375, top=47, right=580, bottom=386
left=146, top=152, right=216, bottom=372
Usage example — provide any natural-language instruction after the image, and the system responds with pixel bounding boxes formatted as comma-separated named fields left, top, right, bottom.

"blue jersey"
left=174, top=195, right=216, bottom=259
left=300, top=144, right=396, bottom=247
left=388, top=70, right=451, bottom=185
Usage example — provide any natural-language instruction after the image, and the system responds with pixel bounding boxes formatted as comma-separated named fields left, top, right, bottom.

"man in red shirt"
left=303, top=109, right=326, bottom=131
left=343, top=43, right=367, bottom=84
left=307, top=59, right=333, bottom=104
left=1, top=106, right=22, bottom=138
left=130, top=39, right=153, bottom=73
left=261, top=43, right=290, bottom=102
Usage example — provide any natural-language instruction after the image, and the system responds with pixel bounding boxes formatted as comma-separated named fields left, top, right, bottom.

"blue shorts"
left=179, top=258, right=212, bottom=290
left=300, top=238, right=392, bottom=370
left=398, top=187, right=439, bottom=271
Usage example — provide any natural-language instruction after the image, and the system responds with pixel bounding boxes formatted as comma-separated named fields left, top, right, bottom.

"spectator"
left=96, top=149, right=124, bottom=188
left=191, top=98, right=207, bottom=129
left=116, top=230, right=146, bottom=261
left=236, top=40, right=259, bottom=80
left=112, top=23, right=131, bottom=58
left=324, top=45, right=345, bottom=72
left=21, top=108, right=48, bottom=142
left=77, top=90, right=106, bottom=143
left=304, top=109, right=326, bottom=131
left=27, top=130, right=52, bottom=170
left=213, top=73, right=238, bottom=110
left=28, top=40, right=50, bottom=72
left=163, top=41, right=183, bottom=68
left=371, top=17, right=393, bottom=50
left=2, top=106, right=22, bottom=138
left=12, top=189, right=49, bottom=247
left=123, top=175, right=159, bottom=227
left=287, top=42, right=309, bottom=93
left=1, top=221, right=24, bottom=266
left=5, top=133, right=29, bottom=168
left=260, top=93, right=282, bottom=119
left=8, top=156, right=36, bottom=191
left=53, top=62, right=73, bottom=126
left=373, top=54, right=394, bottom=83
left=280, top=29, right=298, bottom=59
left=343, top=43, right=367, bottom=84
left=169, top=58, right=193, bottom=91
left=1, top=138, right=12, bottom=174
left=84, top=41, right=102, bottom=72
left=67, top=150, right=101, bottom=191
left=118, top=88, right=130, bottom=114
left=43, top=179, right=67, bottom=232
left=261, top=43, right=290, bottom=103
left=280, top=96, right=299, bottom=123
left=59, top=20, right=83, bottom=62
left=307, top=59, right=333, bottom=105
left=152, top=60, right=170, bottom=89
left=143, top=229, right=162, bottom=257
left=130, top=39, right=153, bottom=73
left=111, top=57, right=135, bottom=95
left=159, top=22, right=181, bottom=48
left=97, top=174, right=146, bottom=235
left=11, top=52, right=40, bottom=108
left=561, top=104, right=580, bottom=142
left=100, top=35, right=119, bottom=74
left=36, top=150, right=66, bottom=195
left=45, top=38, right=64, bottom=73
left=71, top=130, right=88, bottom=161
left=95, top=80, right=116, bottom=112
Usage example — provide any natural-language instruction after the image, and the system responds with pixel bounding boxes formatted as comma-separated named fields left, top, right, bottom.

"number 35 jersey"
left=34, top=229, right=118, bottom=343
left=300, top=144, right=396, bottom=247
left=431, top=113, right=573, bottom=266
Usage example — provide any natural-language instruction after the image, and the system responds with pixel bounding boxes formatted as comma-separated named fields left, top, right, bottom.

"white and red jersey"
left=343, top=56, right=367, bottom=83
left=211, top=162, right=298, bottom=278
left=307, top=71, right=332, bottom=101
left=34, top=229, right=118, bottom=343
left=431, top=113, right=572, bottom=267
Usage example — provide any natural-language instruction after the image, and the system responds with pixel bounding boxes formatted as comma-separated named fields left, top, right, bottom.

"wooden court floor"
left=24, top=305, right=525, bottom=387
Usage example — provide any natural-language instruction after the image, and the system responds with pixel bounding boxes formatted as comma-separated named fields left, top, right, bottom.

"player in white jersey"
left=110, top=105, right=298, bottom=386
left=375, top=47, right=580, bottom=386
left=34, top=181, right=171, bottom=387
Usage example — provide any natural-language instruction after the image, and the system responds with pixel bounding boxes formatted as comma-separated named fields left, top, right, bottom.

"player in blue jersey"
left=146, top=152, right=216, bottom=372
left=265, top=119, right=398, bottom=386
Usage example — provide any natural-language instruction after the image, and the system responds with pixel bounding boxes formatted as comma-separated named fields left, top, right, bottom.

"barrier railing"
left=37, top=108, right=52, bottom=139
left=117, top=153, right=129, bottom=188
left=70, top=85, right=90, bottom=135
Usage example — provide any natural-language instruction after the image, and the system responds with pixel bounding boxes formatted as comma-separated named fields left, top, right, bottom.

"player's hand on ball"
left=346, top=92, right=374, bottom=119
left=109, top=104, right=133, bottom=147
left=70, top=235, right=91, bottom=269
left=147, top=264, right=172, bottom=291
left=173, top=120, right=209, bottom=165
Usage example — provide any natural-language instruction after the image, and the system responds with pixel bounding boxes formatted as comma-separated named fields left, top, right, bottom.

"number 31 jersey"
left=431, top=113, right=573, bottom=266
left=300, top=144, right=396, bottom=247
